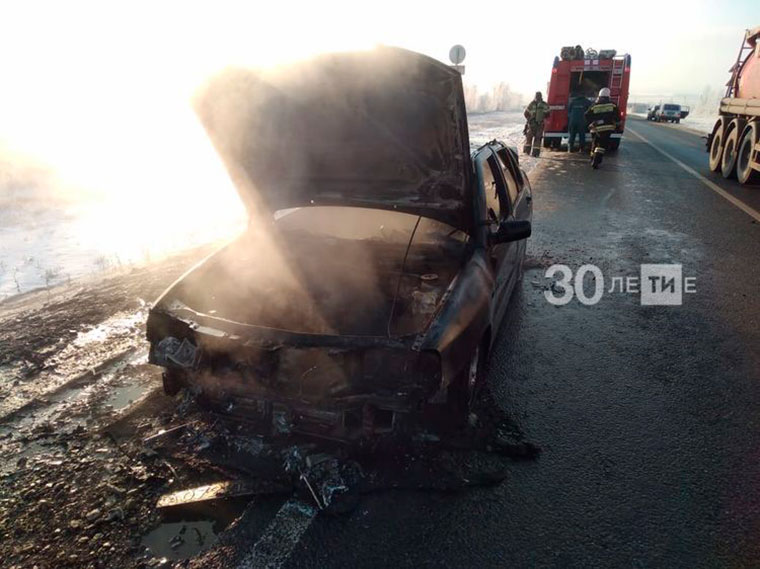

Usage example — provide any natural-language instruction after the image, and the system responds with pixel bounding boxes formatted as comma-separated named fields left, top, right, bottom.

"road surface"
left=285, top=116, right=760, bottom=568
left=3, top=115, right=760, bottom=568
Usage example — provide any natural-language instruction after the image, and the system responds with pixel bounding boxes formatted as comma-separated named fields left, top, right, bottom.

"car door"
left=475, top=147, right=515, bottom=330
left=493, top=145, right=532, bottom=326
left=497, top=145, right=533, bottom=235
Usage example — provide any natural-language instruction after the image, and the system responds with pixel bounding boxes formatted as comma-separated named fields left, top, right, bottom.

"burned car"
left=146, top=47, right=532, bottom=442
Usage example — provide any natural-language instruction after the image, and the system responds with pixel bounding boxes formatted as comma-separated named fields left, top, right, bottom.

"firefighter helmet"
left=598, top=87, right=611, bottom=98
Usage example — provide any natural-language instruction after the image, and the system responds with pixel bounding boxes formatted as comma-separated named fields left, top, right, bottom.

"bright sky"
left=0, top=0, right=756, bottom=202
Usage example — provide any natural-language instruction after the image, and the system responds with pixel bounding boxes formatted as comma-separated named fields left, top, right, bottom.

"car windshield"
left=663, top=104, right=681, bottom=111
left=273, top=206, right=468, bottom=244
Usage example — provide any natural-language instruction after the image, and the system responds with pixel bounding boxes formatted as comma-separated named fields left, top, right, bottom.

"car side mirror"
left=491, top=219, right=531, bottom=244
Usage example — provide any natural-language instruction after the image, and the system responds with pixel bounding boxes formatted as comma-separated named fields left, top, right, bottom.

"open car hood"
left=194, top=47, right=473, bottom=232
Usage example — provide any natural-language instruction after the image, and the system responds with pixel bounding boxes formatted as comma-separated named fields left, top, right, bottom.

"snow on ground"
left=0, top=190, right=246, bottom=299
left=467, top=110, right=537, bottom=171
left=680, top=116, right=718, bottom=135
left=630, top=112, right=717, bottom=135
left=1, top=111, right=527, bottom=300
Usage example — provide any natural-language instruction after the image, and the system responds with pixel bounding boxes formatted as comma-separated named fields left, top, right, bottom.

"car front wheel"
left=447, top=343, right=487, bottom=425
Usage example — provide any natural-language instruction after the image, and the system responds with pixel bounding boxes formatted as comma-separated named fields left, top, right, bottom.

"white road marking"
left=237, top=499, right=318, bottom=569
left=626, top=126, right=760, bottom=223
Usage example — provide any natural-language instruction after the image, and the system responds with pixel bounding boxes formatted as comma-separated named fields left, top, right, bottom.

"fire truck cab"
left=543, top=51, right=632, bottom=151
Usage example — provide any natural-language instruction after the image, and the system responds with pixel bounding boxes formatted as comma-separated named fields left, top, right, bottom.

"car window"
left=481, top=158, right=501, bottom=223
left=496, top=152, right=520, bottom=207
left=497, top=147, right=524, bottom=184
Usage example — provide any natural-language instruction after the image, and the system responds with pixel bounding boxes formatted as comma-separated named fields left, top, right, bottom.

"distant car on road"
left=648, top=103, right=687, bottom=123
left=647, top=103, right=689, bottom=123
left=146, top=48, right=533, bottom=442
left=657, top=104, right=683, bottom=123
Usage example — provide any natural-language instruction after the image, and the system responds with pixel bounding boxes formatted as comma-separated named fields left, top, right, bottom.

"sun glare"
left=0, top=2, right=382, bottom=273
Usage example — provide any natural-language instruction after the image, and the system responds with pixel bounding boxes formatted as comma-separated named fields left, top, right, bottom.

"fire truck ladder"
left=610, top=56, right=626, bottom=105
left=725, top=29, right=753, bottom=98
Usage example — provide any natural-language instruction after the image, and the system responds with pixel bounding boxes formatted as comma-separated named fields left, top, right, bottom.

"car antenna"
left=386, top=215, right=422, bottom=338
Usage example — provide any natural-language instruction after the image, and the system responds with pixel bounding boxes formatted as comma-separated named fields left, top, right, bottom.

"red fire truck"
left=543, top=50, right=632, bottom=151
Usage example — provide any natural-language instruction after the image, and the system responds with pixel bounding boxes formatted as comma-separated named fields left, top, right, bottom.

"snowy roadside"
left=629, top=112, right=717, bottom=136
left=467, top=110, right=539, bottom=173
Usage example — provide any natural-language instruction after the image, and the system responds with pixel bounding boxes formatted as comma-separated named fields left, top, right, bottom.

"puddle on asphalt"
left=141, top=499, right=250, bottom=560
left=141, top=520, right=218, bottom=559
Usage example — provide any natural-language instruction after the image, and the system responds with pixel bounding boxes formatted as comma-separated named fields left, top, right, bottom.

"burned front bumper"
left=148, top=308, right=442, bottom=443
left=191, top=382, right=424, bottom=442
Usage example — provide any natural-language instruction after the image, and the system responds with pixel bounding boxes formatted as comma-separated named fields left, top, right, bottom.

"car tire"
left=737, top=123, right=760, bottom=186
left=721, top=122, right=742, bottom=179
left=675, top=119, right=680, bottom=124
left=709, top=122, right=725, bottom=172
left=447, top=343, right=486, bottom=425
left=162, top=371, right=183, bottom=396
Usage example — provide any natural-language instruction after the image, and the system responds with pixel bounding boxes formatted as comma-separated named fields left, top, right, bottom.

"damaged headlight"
left=153, top=336, right=200, bottom=369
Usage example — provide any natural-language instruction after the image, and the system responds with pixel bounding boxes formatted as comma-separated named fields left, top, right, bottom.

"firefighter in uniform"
left=567, top=91, right=591, bottom=152
left=523, top=92, right=551, bottom=157
left=584, top=87, right=621, bottom=169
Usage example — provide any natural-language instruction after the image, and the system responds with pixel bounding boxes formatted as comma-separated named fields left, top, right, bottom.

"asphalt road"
left=10, top=114, right=758, bottom=569
left=272, top=116, right=760, bottom=568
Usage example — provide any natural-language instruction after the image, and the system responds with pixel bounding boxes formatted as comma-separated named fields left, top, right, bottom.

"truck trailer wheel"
left=721, top=120, right=745, bottom=179
left=709, top=122, right=725, bottom=172
left=737, top=123, right=760, bottom=186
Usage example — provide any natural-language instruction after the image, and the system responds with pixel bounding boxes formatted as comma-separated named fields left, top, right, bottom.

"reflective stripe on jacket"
left=584, top=99, right=621, bottom=132
left=524, top=100, right=551, bottom=122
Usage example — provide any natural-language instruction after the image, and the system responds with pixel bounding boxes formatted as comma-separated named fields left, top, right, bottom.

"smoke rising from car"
left=160, top=51, right=468, bottom=337
left=168, top=204, right=464, bottom=337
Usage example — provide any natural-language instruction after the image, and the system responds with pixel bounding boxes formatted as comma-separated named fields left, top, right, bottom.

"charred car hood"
left=194, top=47, right=473, bottom=232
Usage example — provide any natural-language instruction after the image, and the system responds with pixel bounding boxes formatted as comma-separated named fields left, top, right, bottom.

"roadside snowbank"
left=630, top=112, right=716, bottom=135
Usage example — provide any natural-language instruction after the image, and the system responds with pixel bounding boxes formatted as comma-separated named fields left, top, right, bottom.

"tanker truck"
left=708, top=26, right=760, bottom=185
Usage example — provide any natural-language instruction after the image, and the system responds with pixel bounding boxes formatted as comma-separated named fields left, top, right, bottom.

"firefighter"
left=567, top=91, right=591, bottom=152
left=523, top=92, right=551, bottom=157
left=584, top=87, right=621, bottom=169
